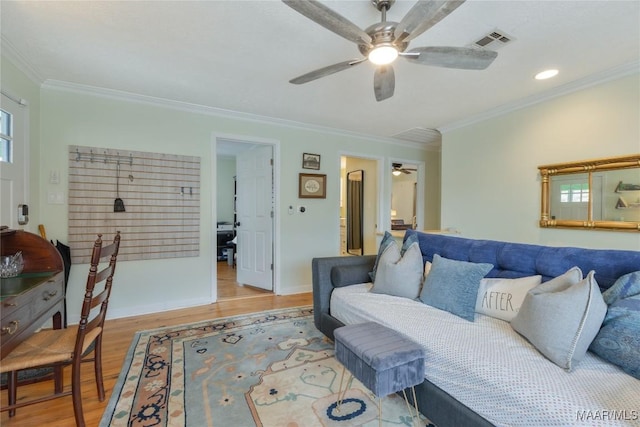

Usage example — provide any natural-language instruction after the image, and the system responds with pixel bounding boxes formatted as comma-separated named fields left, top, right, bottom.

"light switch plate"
left=47, top=191, right=65, bottom=204
left=49, top=170, right=60, bottom=184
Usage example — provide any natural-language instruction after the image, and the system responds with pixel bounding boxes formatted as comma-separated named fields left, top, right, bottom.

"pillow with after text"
left=475, top=275, right=542, bottom=321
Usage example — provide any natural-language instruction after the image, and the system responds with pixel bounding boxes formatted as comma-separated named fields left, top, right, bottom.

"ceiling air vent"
left=392, top=127, right=441, bottom=145
left=472, top=29, right=514, bottom=50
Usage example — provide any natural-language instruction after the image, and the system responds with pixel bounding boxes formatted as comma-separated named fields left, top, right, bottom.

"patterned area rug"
left=100, top=306, right=434, bottom=427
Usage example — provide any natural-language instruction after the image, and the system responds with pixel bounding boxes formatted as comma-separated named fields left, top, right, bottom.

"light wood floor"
left=217, top=260, right=272, bottom=299
left=1, top=277, right=312, bottom=426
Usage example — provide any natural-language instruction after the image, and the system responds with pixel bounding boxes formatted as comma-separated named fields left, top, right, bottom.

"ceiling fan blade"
left=374, top=65, right=395, bottom=102
left=282, top=0, right=372, bottom=46
left=405, top=46, right=497, bottom=70
left=289, top=58, right=366, bottom=85
left=395, top=0, right=466, bottom=43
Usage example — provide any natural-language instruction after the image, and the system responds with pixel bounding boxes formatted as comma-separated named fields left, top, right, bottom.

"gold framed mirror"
left=539, top=154, right=640, bottom=231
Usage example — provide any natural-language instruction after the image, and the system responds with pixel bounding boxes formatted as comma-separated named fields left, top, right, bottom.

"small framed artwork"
left=302, top=153, right=321, bottom=170
left=299, top=173, right=326, bottom=198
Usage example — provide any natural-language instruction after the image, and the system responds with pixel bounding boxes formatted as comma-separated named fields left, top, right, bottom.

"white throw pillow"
left=423, top=261, right=432, bottom=280
left=370, top=241, right=424, bottom=300
left=511, top=267, right=607, bottom=371
left=475, top=275, right=542, bottom=321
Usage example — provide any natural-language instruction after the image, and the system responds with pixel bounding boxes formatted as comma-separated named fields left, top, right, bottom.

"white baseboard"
left=67, top=287, right=312, bottom=324
left=67, top=297, right=210, bottom=325
left=278, top=283, right=312, bottom=295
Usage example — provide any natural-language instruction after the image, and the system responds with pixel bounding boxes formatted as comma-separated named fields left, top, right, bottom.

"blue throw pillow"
left=419, top=254, right=493, bottom=321
left=589, top=271, right=640, bottom=379
left=369, top=232, right=395, bottom=282
left=402, top=231, right=419, bottom=253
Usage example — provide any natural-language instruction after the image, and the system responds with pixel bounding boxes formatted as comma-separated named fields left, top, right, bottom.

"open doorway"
left=339, top=155, right=379, bottom=256
left=214, top=137, right=276, bottom=301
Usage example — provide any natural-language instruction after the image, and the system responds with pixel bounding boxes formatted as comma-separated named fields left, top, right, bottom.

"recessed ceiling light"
left=535, top=69, right=559, bottom=80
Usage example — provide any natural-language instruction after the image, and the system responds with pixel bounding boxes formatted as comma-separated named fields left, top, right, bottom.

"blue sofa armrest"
left=312, top=255, right=376, bottom=339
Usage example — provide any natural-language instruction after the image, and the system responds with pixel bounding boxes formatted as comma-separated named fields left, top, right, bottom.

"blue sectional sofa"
left=312, top=230, right=640, bottom=427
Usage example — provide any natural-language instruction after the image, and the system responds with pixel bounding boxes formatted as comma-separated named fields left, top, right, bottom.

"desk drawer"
left=1, top=302, right=32, bottom=342
left=32, top=274, right=64, bottom=318
left=1, top=273, right=63, bottom=317
left=1, top=272, right=64, bottom=355
left=2, top=282, right=37, bottom=320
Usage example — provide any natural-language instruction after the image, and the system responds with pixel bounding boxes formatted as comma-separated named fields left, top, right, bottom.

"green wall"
left=441, top=73, right=640, bottom=250
left=5, top=51, right=638, bottom=322
left=3, top=56, right=437, bottom=321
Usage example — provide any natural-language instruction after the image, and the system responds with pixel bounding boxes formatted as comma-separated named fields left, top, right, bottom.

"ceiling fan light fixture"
left=284, top=0, right=499, bottom=100
left=535, top=69, right=559, bottom=80
left=368, top=45, right=398, bottom=65
left=392, top=170, right=402, bottom=176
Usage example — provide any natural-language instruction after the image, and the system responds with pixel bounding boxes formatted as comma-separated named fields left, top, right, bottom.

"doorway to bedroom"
left=214, top=137, right=276, bottom=301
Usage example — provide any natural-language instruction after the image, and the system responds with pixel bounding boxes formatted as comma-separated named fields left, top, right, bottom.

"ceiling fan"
left=392, top=163, right=417, bottom=175
left=282, top=0, right=498, bottom=101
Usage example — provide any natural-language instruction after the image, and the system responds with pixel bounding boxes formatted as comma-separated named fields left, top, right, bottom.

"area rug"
left=100, top=306, right=434, bottom=427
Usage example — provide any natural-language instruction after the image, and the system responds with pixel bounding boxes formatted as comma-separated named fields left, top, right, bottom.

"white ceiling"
left=2, top=0, right=639, bottom=146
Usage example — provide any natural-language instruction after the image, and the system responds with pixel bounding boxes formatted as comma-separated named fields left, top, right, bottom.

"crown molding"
left=41, top=79, right=437, bottom=152
left=0, top=32, right=634, bottom=152
left=438, top=60, right=640, bottom=134
left=1, top=35, right=45, bottom=84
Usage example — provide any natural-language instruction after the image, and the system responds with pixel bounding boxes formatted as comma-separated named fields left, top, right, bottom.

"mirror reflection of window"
left=559, top=183, right=589, bottom=203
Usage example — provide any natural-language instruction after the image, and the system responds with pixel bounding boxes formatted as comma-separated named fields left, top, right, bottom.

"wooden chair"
left=1, top=232, right=121, bottom=427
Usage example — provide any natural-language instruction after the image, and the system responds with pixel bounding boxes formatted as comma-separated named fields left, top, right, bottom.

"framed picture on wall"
left=299, top=173, right=326, bottom=198
left=302, top=153, right=321, bottom=170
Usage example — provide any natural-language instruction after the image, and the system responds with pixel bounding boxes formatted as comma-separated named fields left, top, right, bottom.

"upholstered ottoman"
left=334, top=322, right=426, bottom=426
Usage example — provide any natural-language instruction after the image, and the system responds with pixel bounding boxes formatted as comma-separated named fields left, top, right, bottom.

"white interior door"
left=0, top=94, right=28, bottom=229
left=235, top=145, right=273, bottom=290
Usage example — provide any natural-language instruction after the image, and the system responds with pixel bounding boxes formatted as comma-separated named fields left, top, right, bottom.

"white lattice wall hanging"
left=68, top=145, right=201, bottom=264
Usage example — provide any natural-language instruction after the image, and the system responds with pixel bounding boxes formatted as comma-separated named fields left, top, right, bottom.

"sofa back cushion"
left=405, top=229, right=640, bottom=291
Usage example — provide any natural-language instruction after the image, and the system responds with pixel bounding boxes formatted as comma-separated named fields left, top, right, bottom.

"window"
left=559, top=183, right=589, bottom=203
left=0, top=109, right=12, bottom=163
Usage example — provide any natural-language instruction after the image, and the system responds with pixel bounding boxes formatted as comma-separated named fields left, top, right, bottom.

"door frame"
left=211, top=133, right=280, bottom=302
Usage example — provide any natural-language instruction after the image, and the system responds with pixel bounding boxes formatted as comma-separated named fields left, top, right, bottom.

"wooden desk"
left=1, top=229, right=65, bottom=360
left=1, top=272, right=65, bottom=359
